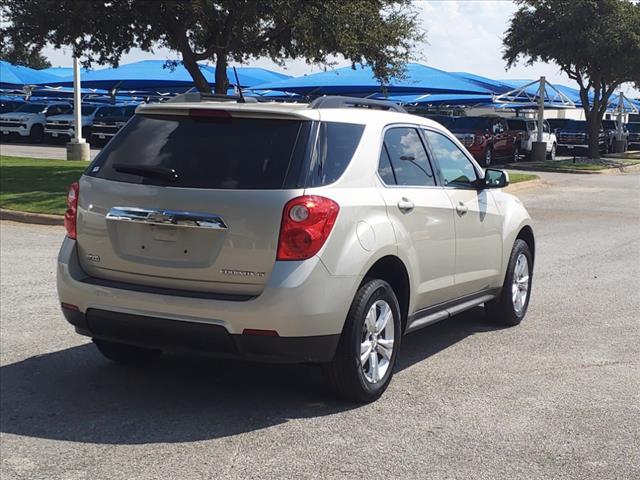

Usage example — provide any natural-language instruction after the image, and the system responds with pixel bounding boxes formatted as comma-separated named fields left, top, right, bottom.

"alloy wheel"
left=360, top=300, right=395, bottom=384
left=511, top=253, right=530, bottom=315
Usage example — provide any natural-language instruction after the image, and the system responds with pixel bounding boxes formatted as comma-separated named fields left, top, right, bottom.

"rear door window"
left=380, top=127, right=436, bottom=187
left=88, top=114, right=311, bottom=189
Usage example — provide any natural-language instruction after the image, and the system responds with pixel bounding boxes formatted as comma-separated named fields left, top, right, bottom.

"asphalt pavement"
left=1, top=171, right=639, bottom=480
left=0, top=142, right=99, bottom=160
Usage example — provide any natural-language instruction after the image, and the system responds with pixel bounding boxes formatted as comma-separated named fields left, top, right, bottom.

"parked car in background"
left=90, top=104, right=137, bottom=145
left=627, top=123, right=640, bottom=149
left=0, top=98, right=24, bottom=114
left=601, top=119, right=628, bottom=152
left=57, top=96, right=535, bottom=403
left=506, top=118, right=557, bottom=160
left=547, top=118, right=572, bottom=134
left=556, top=120, right=607, bottom=155
left=0, top=101, right=71, bottom=142
left=44, top=104, right=106, bottom=142
left=447, top=116, right=520, bottom=166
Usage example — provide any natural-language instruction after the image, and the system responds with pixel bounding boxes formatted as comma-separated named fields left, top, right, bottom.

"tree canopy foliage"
left=0, top=39, right=51, bottom=69
left=503, top=0, right=640, bottom=158
left=0, top=0, right=424, bottom=93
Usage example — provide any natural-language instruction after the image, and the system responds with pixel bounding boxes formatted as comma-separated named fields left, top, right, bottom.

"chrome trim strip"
left=106, top=207, right=228, bottom=230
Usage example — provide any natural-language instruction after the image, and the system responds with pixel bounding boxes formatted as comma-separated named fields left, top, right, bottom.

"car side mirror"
left=483, top=168, right=509, bottom=189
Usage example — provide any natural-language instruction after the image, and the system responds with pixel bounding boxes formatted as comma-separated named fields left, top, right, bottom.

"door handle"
left=397, top=198, right=415, bottom=213
left=455, top=202, right=468, bottom=216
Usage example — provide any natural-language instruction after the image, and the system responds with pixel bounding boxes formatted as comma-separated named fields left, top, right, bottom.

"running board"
left=405, top=292, right=498, bottom=334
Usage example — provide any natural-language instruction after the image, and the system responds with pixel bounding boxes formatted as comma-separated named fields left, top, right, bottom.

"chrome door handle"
left=397, top=198, right=415, bottom=213
left=456, top=202, right=468, bottom=215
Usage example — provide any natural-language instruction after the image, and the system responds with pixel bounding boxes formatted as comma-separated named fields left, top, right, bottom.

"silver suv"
left=57, top=95, right=534, bottom=403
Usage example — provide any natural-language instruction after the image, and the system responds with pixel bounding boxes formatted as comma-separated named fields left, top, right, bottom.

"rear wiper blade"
left=112, top=163, right=179, bottom=182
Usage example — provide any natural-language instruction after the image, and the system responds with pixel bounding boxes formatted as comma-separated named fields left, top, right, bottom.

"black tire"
left=482, top=146, right=493, bottom=167
left=547, top=143, right=556, bottom=160
left=29, top=124, right=44, bottom=143
left=325, top=279, right=402, bottom=403
left=485, top=239, right=533, bottom=326
left=94, top=339, right=162, bottom=364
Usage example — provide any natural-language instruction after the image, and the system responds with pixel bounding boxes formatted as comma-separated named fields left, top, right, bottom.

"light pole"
left=66, top=55, right=90, bottom=161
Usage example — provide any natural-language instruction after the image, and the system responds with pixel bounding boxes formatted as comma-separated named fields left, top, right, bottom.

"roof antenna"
left=232, top=67, right=245, bottom=103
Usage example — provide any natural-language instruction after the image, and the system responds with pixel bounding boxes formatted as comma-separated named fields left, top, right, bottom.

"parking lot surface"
left=0, top=142, right=99, bottom=160
left=1, top=171, right=639, bottom=480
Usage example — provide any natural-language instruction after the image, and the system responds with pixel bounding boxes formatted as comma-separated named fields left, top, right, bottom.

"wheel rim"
left=485, top=148, right=492, bottom=165
left=513, top=146, right=519, bottom=162
left=551, top=145, right=556, bottom=160
left=511, top=254, right=530, bottom=315
left=360, top=300, right=395, bottom=384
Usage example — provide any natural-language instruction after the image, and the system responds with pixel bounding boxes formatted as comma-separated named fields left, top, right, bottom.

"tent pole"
left=66, top=55, right=90, bottom=161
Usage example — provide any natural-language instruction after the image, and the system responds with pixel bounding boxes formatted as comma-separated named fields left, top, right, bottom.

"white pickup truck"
left=506, top=118, right=557, bottom=160
left=0, top=101, right=71, bottom=143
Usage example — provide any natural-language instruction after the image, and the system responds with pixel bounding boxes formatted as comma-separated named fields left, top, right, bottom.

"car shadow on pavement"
left=0, top=307, right=502, bottom=445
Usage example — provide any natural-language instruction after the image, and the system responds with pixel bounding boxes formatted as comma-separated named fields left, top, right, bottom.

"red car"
left=447, top=116, right=521, bottom=166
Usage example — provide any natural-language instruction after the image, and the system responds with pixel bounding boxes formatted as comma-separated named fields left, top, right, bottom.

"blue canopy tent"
left=377, top=93, right=495, bottom=106
left=46, top=60, right=291, bottom=91
left=0, top=60, right=60, bottom=88
left=41, top=67, right=75, bottom=77
left=450, top=72, right=514, bottom=94
left=250, top=63, right=494, bottom=96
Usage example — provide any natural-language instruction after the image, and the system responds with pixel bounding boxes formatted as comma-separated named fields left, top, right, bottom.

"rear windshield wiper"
left=112, top=163, right=179, bottom=182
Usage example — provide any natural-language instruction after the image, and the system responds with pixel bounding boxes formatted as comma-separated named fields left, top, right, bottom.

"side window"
left=423, top=130, right=478, bottom=188
left=378, top=146, right=396, bottom=185
left=380, top=127, right=435, bottom=187
left=493, top=120, right=505, bottom=134
left=308, top=122, right=365, bottom=187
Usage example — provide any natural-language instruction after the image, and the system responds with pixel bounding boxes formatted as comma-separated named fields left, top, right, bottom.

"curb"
left=504, top=178, right=544, bottom=193
left=0, top=208, right=64, bottom=226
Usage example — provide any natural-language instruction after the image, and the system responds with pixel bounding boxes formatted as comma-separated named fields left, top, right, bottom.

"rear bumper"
left=57, top=237, right=360, bottom=362
left=62, top=306, right=340, bottom=362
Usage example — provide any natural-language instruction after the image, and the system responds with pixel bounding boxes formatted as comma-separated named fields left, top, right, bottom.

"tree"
left=0, top=39, right=51, bottom=69
left=503, top=0, right=640, bottom=158
left=0, top=0, right=424, bottom=94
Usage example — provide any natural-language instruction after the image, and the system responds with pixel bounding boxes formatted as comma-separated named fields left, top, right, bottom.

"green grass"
left=0, top=156, right=88, bottom=215
left=506, top=171, right=539, bottom=183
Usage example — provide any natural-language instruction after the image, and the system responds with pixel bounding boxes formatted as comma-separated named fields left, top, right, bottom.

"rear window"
left=507, top=119, right=525, bottom=130
left=89, top=114, right=310, bottom=189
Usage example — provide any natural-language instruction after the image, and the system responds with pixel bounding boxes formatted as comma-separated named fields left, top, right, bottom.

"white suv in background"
left=0, top=101, right=71, bottom=143
left=507, top=118, right=557, bottom=160
left=57, top=95, right=535, bottom=403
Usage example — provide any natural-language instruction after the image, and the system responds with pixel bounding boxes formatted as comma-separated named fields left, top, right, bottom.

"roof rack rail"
left=308, top=95, right=406, bottom=113
left=167, top=92, right=257, bottom=103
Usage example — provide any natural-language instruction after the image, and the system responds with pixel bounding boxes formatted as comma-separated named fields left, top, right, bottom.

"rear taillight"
left=277, top=195, right=339, bottom=261
left=64, top=181, right=79, bottom=239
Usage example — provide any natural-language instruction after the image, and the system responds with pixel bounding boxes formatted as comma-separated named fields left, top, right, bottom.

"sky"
left=40, top=0, right=639, bottom=97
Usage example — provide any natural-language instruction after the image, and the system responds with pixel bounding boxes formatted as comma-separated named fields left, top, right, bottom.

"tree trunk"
left=214, top=53, right=228, bottom=94
left=181, top=51, right=212, bottom=94
left=586, top=110, right=602, bottom=160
